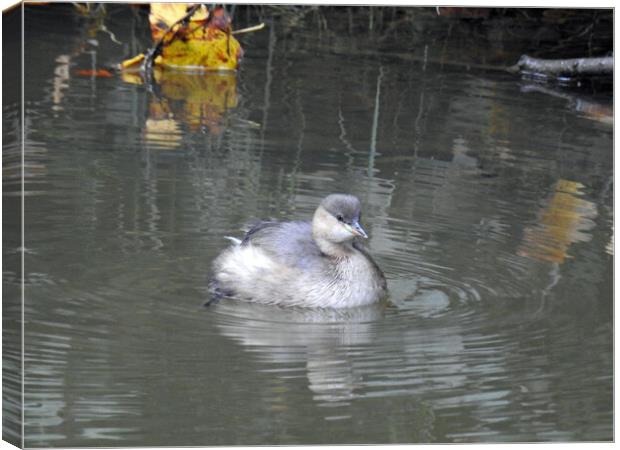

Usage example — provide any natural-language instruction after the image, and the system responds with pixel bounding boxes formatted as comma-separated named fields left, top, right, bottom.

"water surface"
left=5, top=5, right=614, bottom=445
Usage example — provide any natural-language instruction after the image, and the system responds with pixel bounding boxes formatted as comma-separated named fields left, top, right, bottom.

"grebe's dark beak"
left=350, top=220, right=368, bottom=239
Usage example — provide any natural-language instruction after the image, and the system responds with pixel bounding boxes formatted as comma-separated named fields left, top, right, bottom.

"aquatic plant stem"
left=369, top=65, right=384, bottom=178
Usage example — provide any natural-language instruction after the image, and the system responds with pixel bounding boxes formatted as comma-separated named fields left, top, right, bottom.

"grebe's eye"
left=337, top=214, right=344, bottom=222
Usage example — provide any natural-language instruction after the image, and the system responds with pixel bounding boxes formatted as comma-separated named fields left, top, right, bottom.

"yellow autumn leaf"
left=119, top=4, right=249, bottom=71
left=149, top=3, right=210, bottom=41
left=158, top=28, right=242, bottom=71
left=120, top=53, right=145, bottom=70
left=151, top=4, right=242, bottom=71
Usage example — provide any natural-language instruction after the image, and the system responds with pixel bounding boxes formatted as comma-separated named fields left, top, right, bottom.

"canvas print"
left=2, top=2, right=613, bottom=446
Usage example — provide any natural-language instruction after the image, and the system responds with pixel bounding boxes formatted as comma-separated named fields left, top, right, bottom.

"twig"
left=143, top=4, right=202, bottom=75
left=100, top=23, right=122, bottom=45
left=232, top=22, right=265, bottom=35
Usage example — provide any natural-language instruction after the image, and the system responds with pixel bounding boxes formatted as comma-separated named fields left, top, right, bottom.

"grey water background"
left=3, top=4, right=613, bottom=446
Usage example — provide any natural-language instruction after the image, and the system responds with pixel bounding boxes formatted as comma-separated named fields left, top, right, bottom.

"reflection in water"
left=521, top=83, right=613, bottom=126
left=52, top=55, right=70, bottom=111
left=143, top=116, right=182, bottom=150
left=25, top=321, right=143, bottom=446
left=211, top=286, right=589, bottom=443
left=121, top=69, right=239, bottom=148
left=213, top=301, right=384, bottom=406
left=518, top=179, right=597, bottom=264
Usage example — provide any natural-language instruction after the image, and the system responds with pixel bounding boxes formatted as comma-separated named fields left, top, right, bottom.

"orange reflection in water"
left=518, top=179, right=597, bottom=264
left=122, top=68, right=238, bottom=148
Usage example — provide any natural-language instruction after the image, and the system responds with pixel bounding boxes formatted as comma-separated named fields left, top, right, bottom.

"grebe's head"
left=312, top=194, right=368, bottom=244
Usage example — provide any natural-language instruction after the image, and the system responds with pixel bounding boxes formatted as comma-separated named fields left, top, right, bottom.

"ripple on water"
left=208, top=287, right=488, bottom=409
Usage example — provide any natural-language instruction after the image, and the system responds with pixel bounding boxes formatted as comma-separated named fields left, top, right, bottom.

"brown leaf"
left=75, top=69, right=114, bottom=78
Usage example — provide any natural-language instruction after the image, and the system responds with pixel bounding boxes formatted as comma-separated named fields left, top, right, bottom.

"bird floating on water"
left=209, top=194, right=387, bottom=308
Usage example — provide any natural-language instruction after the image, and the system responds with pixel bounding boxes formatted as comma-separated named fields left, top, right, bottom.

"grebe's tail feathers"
left=224, top=236, right=242, bottom=245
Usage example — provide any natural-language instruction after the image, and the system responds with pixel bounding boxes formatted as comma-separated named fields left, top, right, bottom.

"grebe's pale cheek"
left=330, top=223, right=357, bottom=243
